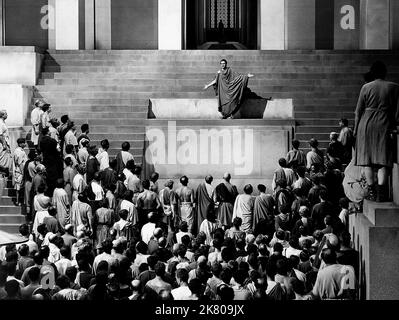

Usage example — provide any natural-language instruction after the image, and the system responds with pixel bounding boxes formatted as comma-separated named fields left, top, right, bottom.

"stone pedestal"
left=360, top=0, right=390, bottom=49
left=95, top=0, right=112, bottom=49
left=158, top=0, right=182, bottom=49
left=350, top=200, right=399, bottom=300
left=0, top=85, right=33, bottom=127
left=334, top=0, right=360, bottom=49
left=285, top=0, right=316, bottom=49
left=0, top=46, right=44, bottom=86
left=143, top=119, right=293, bottom=192
left=257, top=0, right=285, bottom=50
left=148, top=98, right=294, bottom=120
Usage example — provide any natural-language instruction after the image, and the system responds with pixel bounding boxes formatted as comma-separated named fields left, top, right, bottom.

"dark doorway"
left=185, top=0, right=257, bottom=49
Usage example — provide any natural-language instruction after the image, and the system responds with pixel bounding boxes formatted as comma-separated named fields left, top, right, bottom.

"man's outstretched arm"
left=204, top=78, right=217, bottom=90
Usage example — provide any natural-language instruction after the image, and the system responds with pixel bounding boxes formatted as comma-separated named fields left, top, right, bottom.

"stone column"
left=54, top=0, right=91, bottom=50
left=85, top=0, right=95, bottom=50
left=285, top=0, right=316, bottom=49
left=95, top=0, right=112, bottom=49
left=158, top=0, right=183, bottom=49
left=0, top=0, right=4, bottom=46
left=55, top=0, right=79, bottom=49
left=257, top=0, right=285, bottom=50
left=360, top=0, right=390, bottom=49
left=334, top=0, right=360, bottom=49
left=390, top=0, right=399, bottom=49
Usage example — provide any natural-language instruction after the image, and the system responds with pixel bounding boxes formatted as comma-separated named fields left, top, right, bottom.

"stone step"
left=294, top=104, right=356, bottom=111
left=295, top=111, right=354, bottom=119
left=0, top=196, right=16, bottom=206
left=2, top=188, right=17, bottom=197
left=35, top=98, right=149, bottom=106
left=0, top=214, right=25, bottom=224
left=0, top=205, right=22, bottom=214
left=34, top=91, right=358, bottom=99
left=296, top=118, right=355, bottom=126
left=43, top=59, right=387, bottom=67
left=40, top=72, right=389, bottom=80
left=51, top=111, right=147, bottom=120
left=0, top=224, right=22, bottom=234
left=37, top=78, right=366, bottom=86
left=295, top=133, right=332, bottom=141
left=42, top=63, right=389, bottom=71
left=82, top=126, right=145, bottom=134
left=35, top=84, right=362, bottom=93
left=89, top=133, right=144, bottom=140
left=296, top=126, right=347, bottom=134
left=44, top=51, right=399, bottom=61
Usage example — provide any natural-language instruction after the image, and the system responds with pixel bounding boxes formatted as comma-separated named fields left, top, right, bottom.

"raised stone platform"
left=0, top=85, right=33, bottom=127
left=143, top=119, right=294, bottom=192
left=0, top=46, right=44, bottom=85
left=148, top=98, right=294, bottom=120
left=350, top=200, right=399, bottom=300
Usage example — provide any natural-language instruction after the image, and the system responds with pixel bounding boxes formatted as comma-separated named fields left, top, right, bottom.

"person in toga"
left=195, top=175, right=215, bottom=234
left=175, top=176, right=195, bottom=234
left=354, top=61, right=399, bottom=202
left=214, top=172, right=238, bottom=228
left=204, top=59, right=254, bottom=119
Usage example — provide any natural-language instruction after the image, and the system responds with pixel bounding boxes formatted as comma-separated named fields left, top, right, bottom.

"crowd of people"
left=0, top=60, right=397, bottom=301
left=0, top=99, right=359, bottom=300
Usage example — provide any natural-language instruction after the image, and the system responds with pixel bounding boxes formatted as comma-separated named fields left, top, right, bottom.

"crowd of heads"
left=0, top=112, right=359, bottom=301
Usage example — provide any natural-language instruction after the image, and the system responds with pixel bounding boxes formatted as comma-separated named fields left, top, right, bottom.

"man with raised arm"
left=204, top=59, right=254, bottom=119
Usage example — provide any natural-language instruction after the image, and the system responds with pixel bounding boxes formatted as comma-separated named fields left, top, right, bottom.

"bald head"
left=131, top=280, right=140, bottom=291
left=223, top=172, right=231, bottom=181
left=197, top=255, right=207, bottom=268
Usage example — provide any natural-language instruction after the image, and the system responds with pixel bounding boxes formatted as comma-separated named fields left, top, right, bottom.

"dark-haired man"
left=338, top=118, right=354, bottom=165
left=195, top=175, right=215, bottom=233
left=13, top=138, right=27, bottom=206
left=145, top=262, right=172, bottom=296
left=171, top=268, right=192, bottom=300
left=286, top=139, right=306, bottom=168
left=312, top=248, right=355, bottom=300
left=253, top=184, right=274, bottom=229
left=215, top=173, right=238, bottom=228
left=137, top=180, right=161, bottom=227
left=176, top=176, right=195, bottom=233
left=116, top=141, right=135, bottom=175
left=92, top=239, right=118, bottom=274
left=233, top=184, right=255, bottom=233
left=39, top=127, right=63, bottom=196
left=77, top=123, right=90, bottom=147
left=96, top=139, right=110, bottom=170
left=203, top=59, right=254, bottom=119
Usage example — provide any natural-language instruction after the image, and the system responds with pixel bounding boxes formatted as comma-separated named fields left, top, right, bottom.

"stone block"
left=148, top=98, right=293, bottom=120
left=0, top=47, right=44, bottom=85
left=143, top=119, right=292, bottom=192
left=0, top=85, right=33, bottom=127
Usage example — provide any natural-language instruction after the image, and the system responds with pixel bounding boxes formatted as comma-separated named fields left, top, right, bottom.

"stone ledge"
left=0, top=46, right=46, bottom=54
left=148, top=98, right=294, bottom=120
left=363, top=200, right=399, bottom=227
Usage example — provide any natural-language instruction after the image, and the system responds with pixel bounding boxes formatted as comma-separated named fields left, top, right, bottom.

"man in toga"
left=215, top=172, right=238, bottom=228
left=204, top=59, right=254, bottom=119
left=195, top=175, right=215, bottom=234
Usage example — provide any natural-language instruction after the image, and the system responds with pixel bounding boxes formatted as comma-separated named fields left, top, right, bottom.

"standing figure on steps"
left=354, top=61, right=399, bottom=202
left=204, top=59, right=254, bottom=119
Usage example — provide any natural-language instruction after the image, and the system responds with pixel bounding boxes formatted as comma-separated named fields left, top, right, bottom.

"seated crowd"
left=0, top=109, right=358, bottom=301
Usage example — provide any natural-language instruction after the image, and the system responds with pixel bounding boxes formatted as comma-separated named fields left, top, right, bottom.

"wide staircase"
left=33, top=50, right=399, bottom=160
left=0, top=177, right=25, bottom=233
